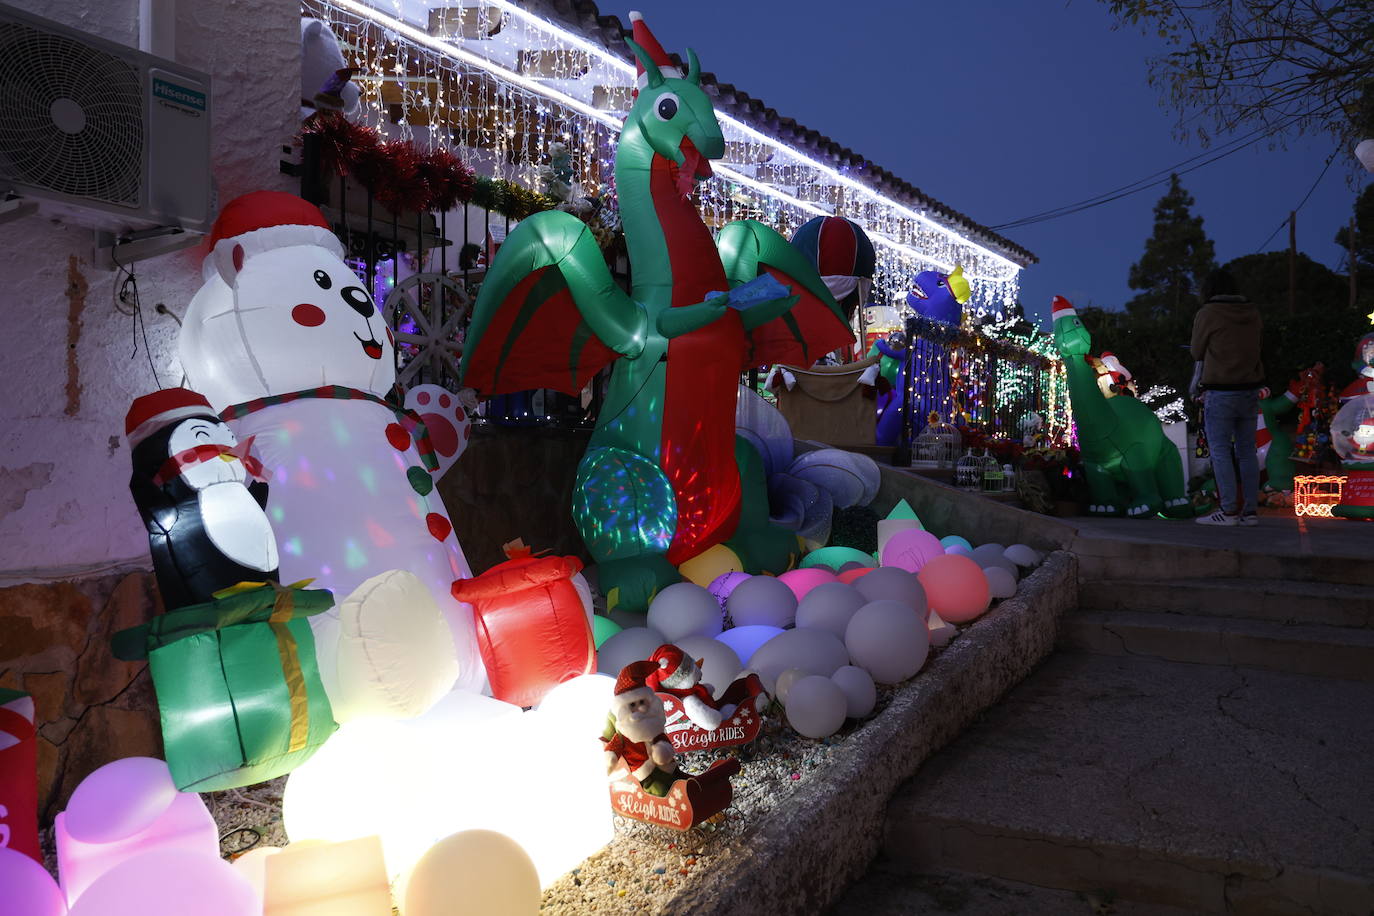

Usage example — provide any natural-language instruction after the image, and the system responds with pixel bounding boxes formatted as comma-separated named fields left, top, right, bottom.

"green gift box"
left=114, top=581, right=338, bottom=792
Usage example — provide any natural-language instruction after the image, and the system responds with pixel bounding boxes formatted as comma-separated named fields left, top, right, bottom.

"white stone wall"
left=0, top=0, right=299, bottom=579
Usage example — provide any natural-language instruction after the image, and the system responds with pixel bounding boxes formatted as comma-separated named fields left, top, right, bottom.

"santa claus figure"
left=602, top=660, right=679, bottom=797
left=645, top=644, right=728, bottom=732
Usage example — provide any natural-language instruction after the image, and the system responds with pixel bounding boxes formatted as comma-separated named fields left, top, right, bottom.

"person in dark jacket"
left=1190, top=268, right=1266, bottom=526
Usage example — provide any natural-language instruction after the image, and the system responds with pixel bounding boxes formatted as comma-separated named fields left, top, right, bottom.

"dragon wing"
left=460, top=211, right=645, bottom=396
left=716, top=219, right=855, bottom=369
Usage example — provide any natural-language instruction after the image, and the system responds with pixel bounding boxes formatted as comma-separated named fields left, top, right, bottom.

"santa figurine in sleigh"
left=644, top=644, right=768, bottom=753
left=601, top=660, right=740, bottom=830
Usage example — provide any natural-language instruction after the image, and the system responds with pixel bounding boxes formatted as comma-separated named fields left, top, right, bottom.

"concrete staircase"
left=833, top=524, right=1374, bottom=915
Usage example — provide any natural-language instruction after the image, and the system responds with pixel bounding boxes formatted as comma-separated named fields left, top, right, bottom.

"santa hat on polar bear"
left=203, top=190, right=343, bottom=285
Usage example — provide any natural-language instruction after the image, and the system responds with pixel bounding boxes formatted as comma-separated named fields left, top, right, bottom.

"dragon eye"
left=313, top=269, right=332, bottom=290
left=654, top=93, right=680, bottom=121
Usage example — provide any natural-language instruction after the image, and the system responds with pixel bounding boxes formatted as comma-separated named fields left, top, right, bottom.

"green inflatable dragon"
left=460, top=13, right=853, bottom=611
left=1052, top=296, right=1191, bottom=518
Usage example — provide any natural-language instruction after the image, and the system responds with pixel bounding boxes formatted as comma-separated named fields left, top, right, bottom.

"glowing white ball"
left=928, top=610, right=958, bottom=648
left=67, top=848, right=258, bottom=916
left=749, top=627, right=850, bottom=694
left=725, top=575, right=798, bottom=629
left=844, top=599, right=930, bottom=684
left=984, top=566, right=1018, bottom=599
left=774, top=667, right=808, bottom=704
left=831, top=665, right=877, bottom=719
left=972, top=544, right=1018, bottom=578
left=795, top=581, right=867, bottom=639
left=1357, top=138, right=1374, bottom=173
left=403, top=830, right=539, bottom=916
left=1004, top=544, right=1039, bottom=567
left=597, top=626, right=669, bottom=676
left=534, top=674, right=616, bottom=736
left=647, top=582, right=724, bottom=641
left=854, top=567, right=927, bottom=616
left=675, top=635, right=742, bottom=697
left=784, top=675, right=847, bottom=739
left=715, top=625, right=784, bottom=666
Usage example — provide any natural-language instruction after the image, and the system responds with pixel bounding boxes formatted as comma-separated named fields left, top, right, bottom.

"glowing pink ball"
left=0, top=847, right=66, bottom=916
left=917, top=554, right=991, bottom=623
left=777, top=568, right=837, bottom=602
left=880, top=529, right=944, bottom=573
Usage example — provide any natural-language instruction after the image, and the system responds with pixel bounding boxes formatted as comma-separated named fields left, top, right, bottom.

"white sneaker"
left=1195, top=510, right=1239, bottom=526
left=1239, top=513, right=1259, bottom=526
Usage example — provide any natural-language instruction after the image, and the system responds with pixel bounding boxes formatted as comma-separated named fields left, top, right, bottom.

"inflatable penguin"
left=126, top=387, right=278, bottom=610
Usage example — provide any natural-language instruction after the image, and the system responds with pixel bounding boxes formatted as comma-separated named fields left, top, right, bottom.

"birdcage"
left=955, top=450, right=983, bottom=490
left=976, top=451, right=1004, bottom=492
left=912, top=421, right=962, bottom=469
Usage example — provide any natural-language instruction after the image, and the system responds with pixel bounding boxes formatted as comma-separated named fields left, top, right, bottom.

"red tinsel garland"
left=373, top=140, right=430, bottom=214
left=418, top=147, right=475, bottom=212
left=299, top=111, right=380, bottom=180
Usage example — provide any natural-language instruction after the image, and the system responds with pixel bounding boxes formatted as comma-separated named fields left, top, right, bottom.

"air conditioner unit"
left=0, top=2, right=212, bottom=265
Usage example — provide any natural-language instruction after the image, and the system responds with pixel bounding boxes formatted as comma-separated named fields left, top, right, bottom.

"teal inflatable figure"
left=1052, top=296, right=1191, bottom=517
left=460, top=13, right=852, bottom=612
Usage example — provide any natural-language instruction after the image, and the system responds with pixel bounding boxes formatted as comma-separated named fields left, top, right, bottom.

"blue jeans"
left=1204, top=389, right=1260, bottom=516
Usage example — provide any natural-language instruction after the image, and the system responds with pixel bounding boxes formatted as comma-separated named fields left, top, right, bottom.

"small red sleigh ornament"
left=608, top=758, right=741, bottom=830
left=659, top=673, right=767, bottom=753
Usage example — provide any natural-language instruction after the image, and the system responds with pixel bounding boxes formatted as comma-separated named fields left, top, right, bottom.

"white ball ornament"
left=784, top=675, right=847, bottom=739
left=945, top=544, right=973, bottom=557
left=854, top=566, right=927, bottom=616
left=1004, top=544, right=1039, bottom=568
left=831, top=665, right=877, bottom=719
left=675, top=635, right=742, bottom=696
left=844, top=599, right=930, bottom=684
left=647, top=582, right=723, bottom=641
left=795, top=581, right=867, bottom=639
left=725, top=575, right=798, bottom=628
left=774, top=667, right=808, bottom=704
left=596, top=626, right=669, bottom=676
left=984, top=566, right=1018, bottom=599
left=749, top=627, right=851, bottom=694
left=972, top=544, right=1018, bottom=578
left=403, top=829, right=540, bottom=916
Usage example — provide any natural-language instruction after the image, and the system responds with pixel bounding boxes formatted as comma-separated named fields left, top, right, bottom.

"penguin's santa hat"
left=202, top=190, right=343, bottom=286
left=1051, top=296, right=1077, bottom=321
left=125, top=387, right=217, bottom=448
left=627, top=11, right=681, bottom=92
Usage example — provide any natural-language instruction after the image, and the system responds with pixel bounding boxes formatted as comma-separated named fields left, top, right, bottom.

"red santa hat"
left=1099, top=352, right=1131, bottom=381
left=627, top=11, right=682, bottom=91
left=203, top=190, right=343, bottom=285
left=614, top=659, right=660, bottom=696
left=646, top=644, right=697, bottom=691
left=125, top=388, right=217, bottom=448
left=1051, top=295, right=1076, bottom=321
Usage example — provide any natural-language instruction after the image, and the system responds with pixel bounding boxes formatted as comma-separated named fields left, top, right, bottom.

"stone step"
left=1073, top=538, right=1374, bottom=587
left=883, top=653, right=1374, bottom=915
left=1078, top=577, right=1374, bottom=628
left=830, top=865, right=1198, bottom=916
left=1060, top=608, right=1374, bottom=680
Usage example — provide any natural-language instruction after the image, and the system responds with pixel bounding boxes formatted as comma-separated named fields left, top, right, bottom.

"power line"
left=990, top=106, right=1334, bottom=232
left=1252, top=150, right=1338, bottom=253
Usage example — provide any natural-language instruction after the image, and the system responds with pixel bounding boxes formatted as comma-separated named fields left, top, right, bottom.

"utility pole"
left=1288, top=210, right=1297, bottom=314
left=1351, top=217, right=1358, bottom=309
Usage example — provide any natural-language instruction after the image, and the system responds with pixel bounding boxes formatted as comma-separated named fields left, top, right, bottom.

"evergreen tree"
left=1333, top=184, right=1374, bottom=282
left=1127, top=173, right=1216, bottom=317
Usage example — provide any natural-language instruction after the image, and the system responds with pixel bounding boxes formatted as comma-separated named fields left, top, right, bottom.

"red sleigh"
left=658, top=673, right=767, bottom=754
left=607, top=757, right=741, bottom=830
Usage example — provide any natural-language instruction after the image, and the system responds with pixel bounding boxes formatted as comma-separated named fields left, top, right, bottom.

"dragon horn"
left=686, top=48, right=701, bottom=85
left=625, top=37, right=664, bottom=89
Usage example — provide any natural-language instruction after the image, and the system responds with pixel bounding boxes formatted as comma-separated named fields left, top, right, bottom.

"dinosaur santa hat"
left=1051, top=295, right=1076, bottom=321
left=627, top=10, right=682, bottom=90
left=201, top=190, right=343, bottom=285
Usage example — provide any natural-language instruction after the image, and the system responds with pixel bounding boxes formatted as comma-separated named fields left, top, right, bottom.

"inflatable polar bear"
left=178, top=190, right=482, bottom=709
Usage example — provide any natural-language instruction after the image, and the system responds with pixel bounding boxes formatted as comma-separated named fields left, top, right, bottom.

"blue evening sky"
left=621, top=0, right=1369, bottom=329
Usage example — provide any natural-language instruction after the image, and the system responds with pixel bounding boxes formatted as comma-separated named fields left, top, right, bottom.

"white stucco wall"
left=0, top=0, right=299, bottom=579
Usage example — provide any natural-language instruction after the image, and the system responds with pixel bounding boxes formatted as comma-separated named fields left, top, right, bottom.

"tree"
left=1127, top=173, right=1216, bottom=316
left=1333, top=183, right=1374, bottom=281
left=1101, top=1, right=1374, bottom=156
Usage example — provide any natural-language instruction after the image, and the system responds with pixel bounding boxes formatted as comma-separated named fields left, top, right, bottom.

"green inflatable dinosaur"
left=1052, top=296, right=1191, bottom=518
left=460, top=14, right=852, bottom=611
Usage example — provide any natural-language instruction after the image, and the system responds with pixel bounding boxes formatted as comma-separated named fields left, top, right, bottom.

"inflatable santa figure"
left=178, top=191, right=478, bottom=698
left=645, top=644, right=726, bottom=732
left=602, top=660, right=679, bottom=797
